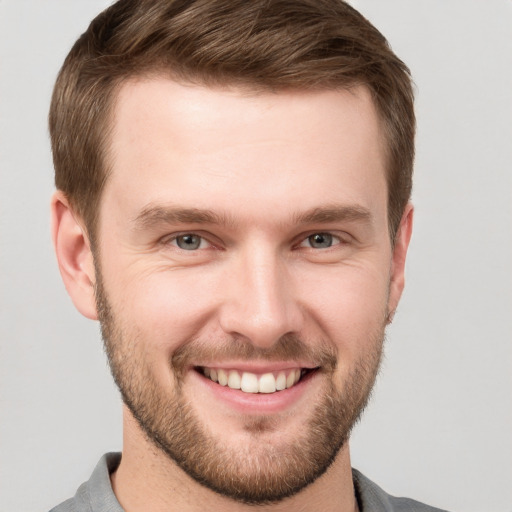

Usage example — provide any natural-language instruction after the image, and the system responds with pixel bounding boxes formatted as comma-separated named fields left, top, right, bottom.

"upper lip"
left=193, top=362, right=318, bottom=373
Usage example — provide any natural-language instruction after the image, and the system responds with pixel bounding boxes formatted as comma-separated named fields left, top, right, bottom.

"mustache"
left=171, top=333, right=338, bottom=375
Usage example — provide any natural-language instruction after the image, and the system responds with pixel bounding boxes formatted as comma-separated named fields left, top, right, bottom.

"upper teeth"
left=203, top=368, right=302, bottom=394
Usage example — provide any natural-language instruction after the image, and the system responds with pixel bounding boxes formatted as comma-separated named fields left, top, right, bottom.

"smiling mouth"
left=196, top=367, right=317, bottom=394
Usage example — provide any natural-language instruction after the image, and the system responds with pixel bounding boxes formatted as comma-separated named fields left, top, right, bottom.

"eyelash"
left=165, top=233, right=214, bottom=251
left=162, top=231, right=348, bottom=252
left=298, top=232, right=343, bottom=250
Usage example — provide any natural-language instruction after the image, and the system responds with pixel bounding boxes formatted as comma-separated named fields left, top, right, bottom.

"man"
left=48, top=1, right=445, bottom=511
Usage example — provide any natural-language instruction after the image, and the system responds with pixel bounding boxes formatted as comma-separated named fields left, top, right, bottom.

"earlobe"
left=51, top=191, right=98, bottom=320
left=387, top=203, right=414, bottom=322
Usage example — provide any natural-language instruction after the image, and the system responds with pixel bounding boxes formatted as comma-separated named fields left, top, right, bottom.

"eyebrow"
left=133, top=205, right=233, bottom=230
left=132, top=203, right=372, bottom=231
left=293, top=205, right=372, bottom=225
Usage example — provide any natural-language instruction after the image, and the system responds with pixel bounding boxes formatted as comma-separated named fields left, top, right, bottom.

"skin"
left=52, top=79, right=413, bottom=512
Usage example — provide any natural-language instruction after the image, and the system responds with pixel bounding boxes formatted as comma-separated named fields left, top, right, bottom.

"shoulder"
left=48, top=479, right=94, bottom=512
left=49, top=499, right=74, bottom=512
left=48, top=453, right=122, bottom=512
left=48, top=481, right=90, bottom=512
left=352, top=468, right=450, bottom=512
left=49, top=501, right=74, bottom=512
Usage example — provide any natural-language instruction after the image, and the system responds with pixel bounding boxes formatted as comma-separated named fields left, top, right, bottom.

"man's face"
left=94, top=79, right=407, bottom=503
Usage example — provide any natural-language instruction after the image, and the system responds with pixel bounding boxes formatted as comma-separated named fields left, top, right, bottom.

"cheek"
left=301, top=267, right=388, bottom=391
left=112, top=267, right=222, bottom=351
left=300, top=263, right=390, bottom=346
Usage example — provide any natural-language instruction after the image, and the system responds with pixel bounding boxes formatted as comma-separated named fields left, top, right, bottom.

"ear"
left=387, top=203, right=414, bottom=322
left=51, top=191, right=98, bottom=320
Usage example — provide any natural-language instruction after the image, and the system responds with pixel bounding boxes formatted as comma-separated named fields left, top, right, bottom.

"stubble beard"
left=95, top=270, right=385, bottom=505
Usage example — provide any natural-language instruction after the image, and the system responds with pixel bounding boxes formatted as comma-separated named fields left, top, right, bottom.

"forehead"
left=104, top=78, right=387, bottom=227
left=110, top=77, right=385, bottom=153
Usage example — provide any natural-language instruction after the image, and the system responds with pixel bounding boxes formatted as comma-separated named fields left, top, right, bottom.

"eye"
left=301, top=233, right=338, bottom=249
left=173, top=234, right=207, bottom=251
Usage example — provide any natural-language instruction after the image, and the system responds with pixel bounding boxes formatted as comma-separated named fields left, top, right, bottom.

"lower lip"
left=192, top=370, right=317, bottom=414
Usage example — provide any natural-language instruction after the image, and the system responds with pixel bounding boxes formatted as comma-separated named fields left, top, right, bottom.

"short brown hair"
left=49, top=0, right=415, bottom=244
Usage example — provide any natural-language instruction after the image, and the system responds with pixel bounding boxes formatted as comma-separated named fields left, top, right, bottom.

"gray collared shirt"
left=49, top=453, right=449, bottom=512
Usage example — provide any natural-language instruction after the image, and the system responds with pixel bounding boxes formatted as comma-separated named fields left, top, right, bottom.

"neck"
left=111, top=407, right=358, bottom=512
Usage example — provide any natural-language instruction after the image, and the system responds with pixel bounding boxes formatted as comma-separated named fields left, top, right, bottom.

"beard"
left=95, top=269, right=385, bottom=505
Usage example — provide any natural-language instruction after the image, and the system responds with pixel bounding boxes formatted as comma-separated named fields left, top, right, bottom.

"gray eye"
left=175, top=234, right=202, bottom=250
left=307, top=233, right=333, bottom=249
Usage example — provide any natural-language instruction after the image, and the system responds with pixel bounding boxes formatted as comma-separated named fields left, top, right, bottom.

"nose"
left=218, top=245, right=303, bottom=349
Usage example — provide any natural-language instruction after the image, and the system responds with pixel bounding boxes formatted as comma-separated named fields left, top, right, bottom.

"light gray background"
left=1, top=1, right=511, bottom=511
